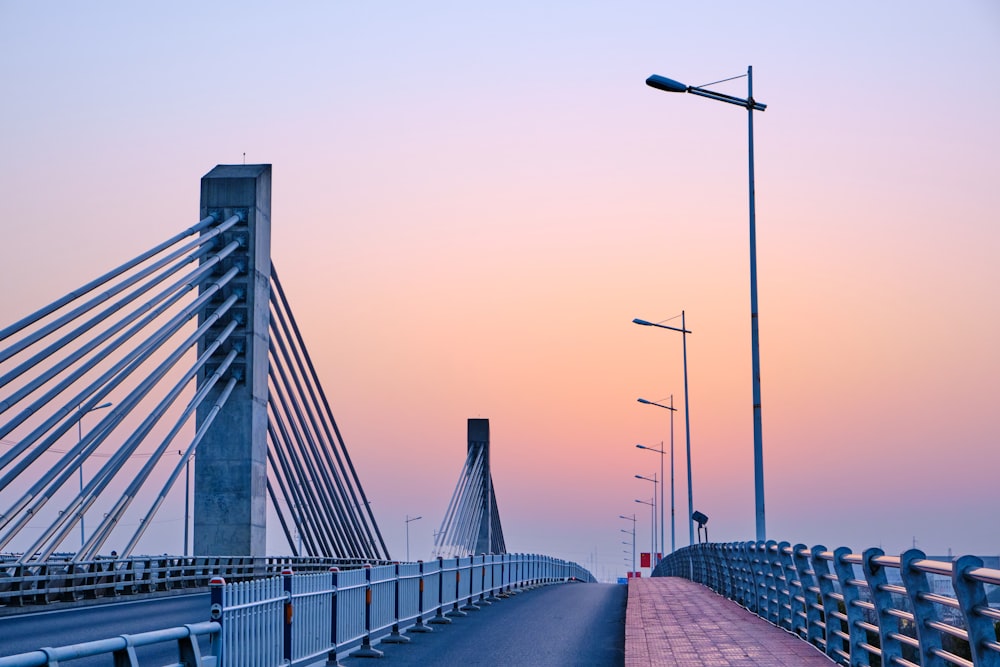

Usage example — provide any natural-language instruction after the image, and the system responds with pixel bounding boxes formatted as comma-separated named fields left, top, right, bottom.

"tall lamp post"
left=645, top=68, right=768, bottom=541
left=638, top=420, right=673, bottom=554
left=619, top=514, right=636, bottom=576
left=633, top=311, right=691, bottom=544
left=405, top=514, right=422, bottom=562
left=634, top=498, right=655, bottom=572
left=77, top=401, right=113, bottom=550
left=634, top=474, right=658, bottom=563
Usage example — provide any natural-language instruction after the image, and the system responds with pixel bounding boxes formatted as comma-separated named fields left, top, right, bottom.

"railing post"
left=792, top=543, right=823, bottom=647
left=409, top=561, right=433, bottom=633
left=460, top=555, right=480, bottom=612
left=327, top=567, right=342, bottom=666
left=430, top=556, right=453, bottom=625
left=862, top=548, right=902, bottom=665
left=898, top=549, right=945, bottom=667
left=810, top=546, right=845, bottom=662
left=831, top=546, right=868, bottom=666
left=383, top=562, right=411, bottom=644
left=282, top=567, right=294, bottom=663
left=349, top=564, right=384, bottom=658
left=745, top=542, right=764, bottom=615
left=952, top=554, right=1000, bottom=667
left=776, top=541, right=794, bottom=631
left=209, top=576, right=225, bottom=664
left=764, top=540, right=780, bottom=626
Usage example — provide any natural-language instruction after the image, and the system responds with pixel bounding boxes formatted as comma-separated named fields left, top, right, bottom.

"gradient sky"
left=1, top=2, right=998, bottom=581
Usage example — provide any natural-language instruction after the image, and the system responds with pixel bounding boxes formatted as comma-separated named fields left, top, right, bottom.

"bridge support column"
left=194, top=164, right=272, bottom=557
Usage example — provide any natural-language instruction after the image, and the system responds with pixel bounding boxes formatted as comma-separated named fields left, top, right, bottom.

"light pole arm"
left=687, top=86, right=767, bottom=112
left=632, top=318, right=691, bottom=334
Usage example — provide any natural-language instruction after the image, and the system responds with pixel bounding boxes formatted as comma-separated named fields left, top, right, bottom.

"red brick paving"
left=625, top=577, right=835, bottom=666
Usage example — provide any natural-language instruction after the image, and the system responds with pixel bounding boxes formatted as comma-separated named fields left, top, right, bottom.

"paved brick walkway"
left=625, top=577, right=835, bottom=666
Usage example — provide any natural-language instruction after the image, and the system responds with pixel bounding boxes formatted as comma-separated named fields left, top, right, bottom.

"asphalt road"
left=0, top=593, right=211, bottom=665
left=339, top=582, right=626, bottom=667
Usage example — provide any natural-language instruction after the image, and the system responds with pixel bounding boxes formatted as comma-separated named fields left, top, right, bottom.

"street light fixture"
left=77, top=401, right=112, bottom=550
left=645, top=68, right=768, bottom=541
left=618, top=514, right=636, bottom=575
left=637, top=424, right=673, bottom=555
left=634, top=312, right=693, bottom=545
left=635, top=474, right=659, bottom=565
left=405, top=514, right=422, bottom=562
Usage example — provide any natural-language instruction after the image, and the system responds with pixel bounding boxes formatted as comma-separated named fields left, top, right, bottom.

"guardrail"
left=213, top=553, right=593, bottom=666
left=655, top=541, right=1000, bottom=667
left=0, top=621, right=220, bottom=667
left=0, top=555, right=385, bottom=608
left=0, top=553, right=594, bottom=666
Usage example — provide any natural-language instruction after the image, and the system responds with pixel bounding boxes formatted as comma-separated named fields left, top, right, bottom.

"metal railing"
left=210, top=553, right=593, bottom=666
left=0, top=621, right=220, bottom=667
left=0, top=555, right=387, bottom=608
left=1, top=553, right=594, bottom=666
left=655, top=541, right=1000, bottom=667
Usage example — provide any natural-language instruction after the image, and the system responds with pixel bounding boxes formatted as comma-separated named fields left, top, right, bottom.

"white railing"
left=210, top=553, right=594, bottom=665
left=0, top=553, right=594, bottom=666
left=655, top=541, right=1000, bottom=667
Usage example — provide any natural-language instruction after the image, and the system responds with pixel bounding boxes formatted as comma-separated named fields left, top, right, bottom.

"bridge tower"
left=194, top=164, right=271, bottom=556
left=434, top=418, right=506, bottom=556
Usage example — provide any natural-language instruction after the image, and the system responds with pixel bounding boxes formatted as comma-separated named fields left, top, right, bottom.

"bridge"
left=1, top=166, right=999, bottom=666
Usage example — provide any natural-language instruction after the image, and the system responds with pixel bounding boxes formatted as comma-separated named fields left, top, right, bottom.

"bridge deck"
left=626, top=577, right=835, bottom=666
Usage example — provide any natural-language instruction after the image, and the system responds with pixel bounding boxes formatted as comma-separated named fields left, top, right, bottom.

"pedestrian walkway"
left=625, top=577, right=835, bottom=666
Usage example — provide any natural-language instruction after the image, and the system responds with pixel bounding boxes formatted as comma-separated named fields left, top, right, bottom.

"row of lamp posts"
left=623, top=66, right=768, bottom=577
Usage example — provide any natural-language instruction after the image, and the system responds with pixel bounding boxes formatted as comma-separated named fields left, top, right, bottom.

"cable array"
left=0, top=216, right=387, bottom=562
left=433, top=438, right=506, bottom=558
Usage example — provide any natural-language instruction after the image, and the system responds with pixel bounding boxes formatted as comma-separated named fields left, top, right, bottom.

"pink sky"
left=1, top=2, right=998, bottom=580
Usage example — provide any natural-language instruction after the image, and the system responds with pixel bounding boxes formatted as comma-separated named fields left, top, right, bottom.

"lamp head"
left=692, top=510, right=709, bottom=526
left=637, top=398, right=651, bottom=405
left=632, top=318, right=654, bottom=326
left=646, top=75, right=689, bottom=93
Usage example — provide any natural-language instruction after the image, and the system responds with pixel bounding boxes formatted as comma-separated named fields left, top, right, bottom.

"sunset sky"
left=1, top=2, right=998, bottom=581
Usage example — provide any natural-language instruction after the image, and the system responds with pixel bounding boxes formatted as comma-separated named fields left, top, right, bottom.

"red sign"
left=626, top=571, right=642, bottom=578
left=640, top=552, right=651, bottom=568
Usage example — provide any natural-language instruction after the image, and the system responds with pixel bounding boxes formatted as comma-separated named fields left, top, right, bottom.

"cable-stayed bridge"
left=1, top=166, right=998, bottom=666
left=0, top=165, right=385, bottom=562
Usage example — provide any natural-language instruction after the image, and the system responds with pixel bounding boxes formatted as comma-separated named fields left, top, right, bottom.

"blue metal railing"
left=655, top=541, right=1000, bottom=667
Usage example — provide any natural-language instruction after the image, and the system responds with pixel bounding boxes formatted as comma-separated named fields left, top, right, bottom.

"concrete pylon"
left=467, top=419, right=492, bottom=555
left=193, top=164, right=271, bottom=556
left=468, top=419, right=505, bottom=555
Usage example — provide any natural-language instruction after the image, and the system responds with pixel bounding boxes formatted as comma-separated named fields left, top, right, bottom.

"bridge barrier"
left=0, top=554, right=593, bottom=666
left=0, top=621, right=220, bottom=667
left=0, top=555, right=387, bottom=609
left=211, top=553, right=592, bottom=666
left=655, top=541, right=1000, bottom=667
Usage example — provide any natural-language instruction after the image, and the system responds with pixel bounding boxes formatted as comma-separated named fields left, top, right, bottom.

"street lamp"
left=634, top=474, right=658, bottom=563
left=637, top=424, right=673, bottom=555
left=645, top=68, right=768, bottom=540
left=619, top=514, right=636, bottom=576
left=634, top=498, right=655, bottom=572
left=634, top=312, right=693, bottom=545
left=405, top=515, right=422, bottom=562
left=77, top=401, right=112, bottom=550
